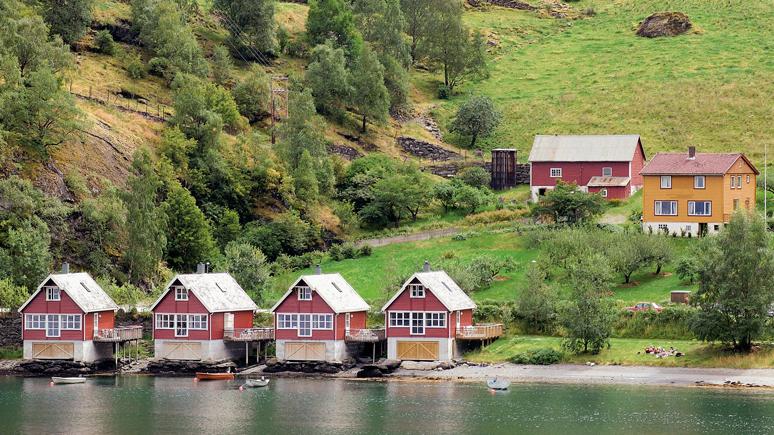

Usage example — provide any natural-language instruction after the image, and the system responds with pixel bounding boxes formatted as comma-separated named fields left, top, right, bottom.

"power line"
left=212, top=10, right=272, bottom=66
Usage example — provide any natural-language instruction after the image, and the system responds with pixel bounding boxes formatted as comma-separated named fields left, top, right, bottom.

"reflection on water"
left=1, top=376, right=773, bottom=434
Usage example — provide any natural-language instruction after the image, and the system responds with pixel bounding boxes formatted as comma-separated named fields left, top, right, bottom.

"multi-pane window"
left=174, top=286, right=188, bottom=301
left=60, top=315, right=81, bottom=330
left=425, top=312, right=446, bottom=328
left=46, top=314, right=60, bottom=337
left=297, top=286, right=312, bottom=301
left=25, top=314, right=46, bottom=329
left=660, top=176, right=672, bottom=189
left=600, top=189, right=608, bottom=198
left=688, top=201, right=712, bottom=216
left=737, top=176, right=743, bottom=188
left=189, top=314, right=207, bottom=330
left=409, top=284, right=425, bottom=298
left=694, top=176, right=705, bottom=189
left=298, top=314, right=312, bottom=337
left=277, top=313, right=299, bottom=329
left=46, top=287, right=61, bottom=301
left=410, top=313, right=424, bottom=335
left=733, top=199, right=740, bottom=210
left=311, top=314, right=332, bottom=330
left=602, top=167, right=612, bottom=177
left=389, top=312, right=410, bottom=327
left=156, top=314, right=175, bottom=329
left=654, top=200, right=677, bottom=216
left=747, top=175, right=751, bottom=184
left=175, top=314, right=188, bottom=337
left=550, top=168, right=562, bottom=178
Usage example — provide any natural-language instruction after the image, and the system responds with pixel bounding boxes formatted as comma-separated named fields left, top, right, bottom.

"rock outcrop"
left=262, top=358, right=354, bottom=374
left=0, top=314, right=22, bottom=348
left=637, top=12, right=692, bottom=38
left=143, top=359, right=237, bottom=375
left=356, top=359, right=401, bottom=378
left=13, top=359, right=116, bottom=376
left=398, top=137, right=461, bottom=161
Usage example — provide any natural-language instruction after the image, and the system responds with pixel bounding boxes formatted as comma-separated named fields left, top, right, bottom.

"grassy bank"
left=466, top=335, right=774, bottom=369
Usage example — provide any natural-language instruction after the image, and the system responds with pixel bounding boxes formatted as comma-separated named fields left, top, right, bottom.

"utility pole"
left=270, top=75, right=289, bottom=144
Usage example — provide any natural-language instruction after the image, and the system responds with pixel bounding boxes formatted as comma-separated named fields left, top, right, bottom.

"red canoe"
left=195, top=372, right=235, bottom=381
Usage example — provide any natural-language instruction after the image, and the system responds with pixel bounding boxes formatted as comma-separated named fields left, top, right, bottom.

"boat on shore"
left=195, top=372, right=235, bottom=381
left=487, top=377, right=510, bottom=391
left=242, top=378, right=270, bottom=388
left=51, top=377, right=86, bottom=385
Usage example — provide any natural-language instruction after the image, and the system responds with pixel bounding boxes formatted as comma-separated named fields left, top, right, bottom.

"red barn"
left=271, top=269, right=370, bottom=362
left=528, top=135, right=646, bottom=201
left=150, top=266, right=258, bottom=361
left=19, top=266, right=120, bottom=362
left=382, top=262, right=487, bottom=362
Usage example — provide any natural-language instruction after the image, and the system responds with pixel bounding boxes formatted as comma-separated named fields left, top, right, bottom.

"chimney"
left=196, top=263, right=206, bottom=274
left=315, top=264, right=322, bottom=275
left=423, top=261, right=431, bottom=272
left=688, top=146, right=696, bottom=160
left=61, top=262, right=69, bottom=274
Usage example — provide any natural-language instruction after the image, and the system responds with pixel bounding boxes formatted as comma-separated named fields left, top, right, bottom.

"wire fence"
left=69, top=81, right=173, bottom=123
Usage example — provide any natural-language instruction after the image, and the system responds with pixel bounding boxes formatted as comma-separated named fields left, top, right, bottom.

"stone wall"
left=398, top=137, right=461, bottom=161
left=0, top=314, right=21, bottom=348
left=427, top=161, right=530, bottom=185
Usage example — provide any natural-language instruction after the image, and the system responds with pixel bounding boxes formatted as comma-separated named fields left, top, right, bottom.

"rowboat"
left=51, top=377, right=86, bottom=385
left=195, top=372, right=235, bottom=381
left=243, top=378, right=270, bottom=388
left=487, top=377, right=510, bottom=391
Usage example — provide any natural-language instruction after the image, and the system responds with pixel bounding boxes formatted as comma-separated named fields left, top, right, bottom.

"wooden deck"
left=93, top=326, right=143, bottom=342
left=345, top=328, right=386, bottom=343
left=223, top=328, right=274, bottom=342
left=456, top=324, right=503, bottom=340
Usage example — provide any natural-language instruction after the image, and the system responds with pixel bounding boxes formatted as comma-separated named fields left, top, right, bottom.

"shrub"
left=148, top=57, right=170, bottom=77
left=613, top=305, right=696, bottom=339
left=0, top=279, right=30, bottom=311
left=437, top=84, right=450, bottom=99
left=459, top=166, right=491, bottom=188
left=440, top=255, right=515, bottom=293
left=95, top=30, right=116, bottom=55
left=463, top=209, right=527, bottom=225
left=473, top=300, right=515, bottom=324
left=358, top=244, right=372, bottom=257
left=510, top=348, right=563, bottom=365
left=329, top=244, right=344, bottom=261
left=125, top=53, right=147, bottom=79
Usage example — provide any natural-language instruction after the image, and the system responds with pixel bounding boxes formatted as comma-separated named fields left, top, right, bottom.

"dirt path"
left=355, top=227, right=461, bottom=248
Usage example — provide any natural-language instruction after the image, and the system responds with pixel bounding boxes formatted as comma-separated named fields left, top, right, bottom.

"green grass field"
left=466, top=335, right=774, bottom=368
left=427, top=0, right=774, bottom=166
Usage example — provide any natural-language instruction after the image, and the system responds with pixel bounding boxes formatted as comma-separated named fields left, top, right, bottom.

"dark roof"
left=640, top=152, right=759, bottom=176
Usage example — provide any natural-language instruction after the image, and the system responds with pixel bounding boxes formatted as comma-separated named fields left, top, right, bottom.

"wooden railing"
left=93, top=326, right=143, bottom=342
left=456, top=324, right=503, bottom=340
left=224, top=328, right=274, bottom=341
left=345, top=328, right=386, bottom=342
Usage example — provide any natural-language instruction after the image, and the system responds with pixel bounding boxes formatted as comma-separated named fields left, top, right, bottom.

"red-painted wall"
left=153, top=287, right=210, bottom=340
left=531, top=161, right=633, bottom=190
left=274, top=282, right=335, bottom=340
left=21, top=284, right=87, bottom=341
left=631, top=141, right=646, bottom=187
left=384, top=280, right=475, bottom=339
left=588, top=185, right=629, bottom=200
left=85, top=311, right=115, bottom=339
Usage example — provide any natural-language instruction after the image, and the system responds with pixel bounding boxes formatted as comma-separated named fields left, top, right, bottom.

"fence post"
left=89, top=86, right=92, bottom=99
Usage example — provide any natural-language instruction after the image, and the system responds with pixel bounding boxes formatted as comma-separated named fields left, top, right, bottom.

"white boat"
left=243, top=378, right=270, bottom=388
left=51, top=377, right=86, bottom=384
left=487, top=377, right=510, bottom=390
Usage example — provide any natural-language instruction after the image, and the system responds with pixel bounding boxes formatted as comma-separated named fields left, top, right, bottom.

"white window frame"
left=410, top=312, right=425, bottom=335
left=602, top=167, right=612, bottom=177
left=389, top=311, right=410, bottom=327
left=654, top=200, right=677, bottom=216
left=25, top=314, right=47, bottom=330
left=155, top=313, right=175, bottom=329
left=60, top=314, right=81, bottom=330
left=425, top=312, right=447, bottom=328
left=737, top=176, right=743, bottom=188
left=189, top=314, right=208, bottom=330
left=45, top=287, right=61, bottom=301
left=298, top=314, right=312, bottom=337
left=409, top=284, right=425, bottom=298
left=747, top=175, right=751, bottom=184
left=46, top=314, right=60, bottom=337
left=174, top=286, right=188, bottom=301
left=550, top=168, right=562, bottom=178
left=694, top=176, right=705, bottom=189
left=688, top=201, right=712, bottom=216
left=174, top=314, right=188, bottom=337
left=600, top=189, right=608, bottom=198
left=297, top=286, right=312, bottom=301
left=311, top=314, right=333, bottom=330
left=660, top=176, right=672, bottom=189
left=277, top=313, right=299, bottom=329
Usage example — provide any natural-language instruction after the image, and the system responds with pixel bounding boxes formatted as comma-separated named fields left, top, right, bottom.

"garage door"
left=32, top=342, right=74, bottom=360
left=285, top=342, right=326, bottom=361
left=160, top=342, right=202, bottom=360
left=397, top=341, right=439, bottom=361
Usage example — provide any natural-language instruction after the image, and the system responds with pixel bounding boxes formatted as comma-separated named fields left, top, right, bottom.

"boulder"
left=399, top=361, right=441, bottom=371
left=636, top=12, right=692, bottom=38
left=356, top=366, right=384, bottom=378
left=438, top=361, right=456, bottom=370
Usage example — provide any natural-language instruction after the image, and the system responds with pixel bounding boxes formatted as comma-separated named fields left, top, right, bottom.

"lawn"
left=466, top=335, right=774, bottom=368
left=428, top=0, right=774, bottom=167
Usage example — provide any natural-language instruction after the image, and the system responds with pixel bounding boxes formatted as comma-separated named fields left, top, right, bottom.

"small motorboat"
left=487, top=377, right=510, bottom=391
left=242, top=377, right=270, bottom=388
left=195, top=372, right=236, bottom=381
left=51, top=377, right=86, bottom=385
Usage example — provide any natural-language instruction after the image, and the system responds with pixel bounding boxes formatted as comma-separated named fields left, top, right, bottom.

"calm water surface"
left=0, top=376, right=773, bottom=434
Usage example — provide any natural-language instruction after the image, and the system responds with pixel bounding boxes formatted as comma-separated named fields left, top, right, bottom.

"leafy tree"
left=240, top=211, right=320, bottom=260
left=305, top=42, right=352, bottom=118
left=450, top=95, right=501, bottom=148
left=210, top=45, right=233, bottom=85
left=516, top=263, right=557, bottom=333
left=643, top=234, right=673, bottom=275
left=159, top=127, right=196, bottom=181
left=675, top=255, right=700, bottom=284
left=171, top=74, right=243, bottom=144
left=78, top=187, right=128, bottom=278
left=440, top=255, right=514, bottom=293
left=277, top=87, right=328, bottom=168
left=458, top=166, right=491, bottom=188
left=0, top=218, right=52, bottom=291
left=560, top=253, right=616, bottom=354
left=97, top=277, right=146, bottom=305
left=212, top=207, right=241, bottom=249
left=350, top=45, right=389, bottom=132
left=337, top=153, right=395, bottom=210
left=217, top=241, right=272, bottom=304
left=42, top=0, right=93, bottom=44
left=606, top=233, right=650, bottom=284
left=213, top=0, right=275, bottom=59
left=379, top=53, right=410, bottom=112
left=163, top=182, right=217, bottom=271
left=353, top=0, right=410, bottom=66
left=453, top=184, right=488, bottom=214
left=294, top=150, right=320, bottom=203
left=360, top=166, right=429, bottom=227
left=691, top=213, right=774, bottom=351
left=399, top=0, right=434, bottom=63
left=425, top=0, right=487, bottom=94
left=534, top=181, right=606, bottom=225
left=432, top=182, right=457, bottom=212
left=232, top=65, right=270, bottom=122
left=0, top=278, right=30, bottom=311
left=123, top=150, right=166, bottom=285
left=306, top=0, right=362, bottom=60
left=94, top=30, right=116, bottom=55
left=0, top=10, right=72, bottom=77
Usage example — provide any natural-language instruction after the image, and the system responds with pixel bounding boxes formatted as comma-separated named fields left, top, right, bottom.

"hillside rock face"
left=637, top=12, right=692, bottom=38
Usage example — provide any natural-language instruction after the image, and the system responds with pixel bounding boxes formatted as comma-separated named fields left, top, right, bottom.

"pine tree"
left=351, top=45, right=389, bottom=132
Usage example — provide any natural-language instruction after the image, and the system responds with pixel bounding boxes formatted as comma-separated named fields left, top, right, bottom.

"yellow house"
left=640, top=147, right=758, bottom=236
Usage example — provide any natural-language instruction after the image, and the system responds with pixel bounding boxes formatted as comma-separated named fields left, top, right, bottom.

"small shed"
left=491, top=149, right=518, bottom=190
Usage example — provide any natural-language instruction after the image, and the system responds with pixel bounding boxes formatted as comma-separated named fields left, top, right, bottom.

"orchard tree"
left=217, top=241, right=272, bottom=304
left=453, top=184, right=488, bottom=214
left=516, top=263, right=557, bottom=333
left=450, top=95, right=501, bottom=148
left=534, top=181, right=606, bottom=225
left=350, top=45, right=389, bottom=132
left=305, top=42, right=352, bottom=118
left=214, top=0, right=275, bottom=58
left=691, top=213, right=774, bottom=351
left=606, top=232, right=650, bottom=284
left=306, top=0, right=362, bottom=59
left=459, top=166, right=491, bottom=189
left=42, top=0, right=93, bottom=44
left=163, top=182, right=217, bottom=271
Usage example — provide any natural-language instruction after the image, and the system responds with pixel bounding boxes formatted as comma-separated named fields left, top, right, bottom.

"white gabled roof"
left=19, top=272, right=119, bottom=313
left=381, top=271, right=476, bottom=312
left=528, top=135, right=642, bottom=162
left=270, top=273, right=369, bottom=314
left=151, top=273, right=258, bottom=313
